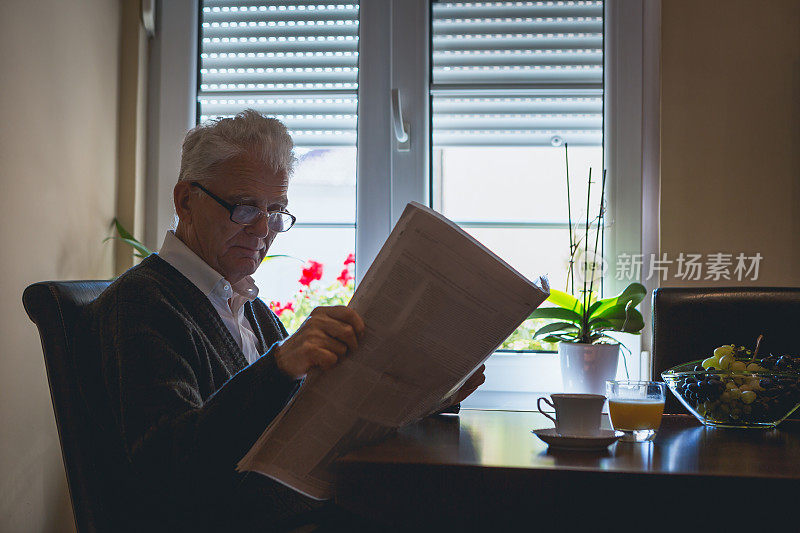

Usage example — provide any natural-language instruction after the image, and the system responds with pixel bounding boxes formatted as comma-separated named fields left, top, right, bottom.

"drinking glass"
left=606, top=380, right=666, bottom=442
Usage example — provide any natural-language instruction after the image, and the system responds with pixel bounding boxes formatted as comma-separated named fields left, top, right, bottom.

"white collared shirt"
left=158, top=231, right=262, bottom=365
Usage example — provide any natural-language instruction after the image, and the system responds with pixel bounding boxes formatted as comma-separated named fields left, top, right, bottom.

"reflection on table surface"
left=339, top=410, right=800, bottom=479
left=336, top=410, right=800, bottom=530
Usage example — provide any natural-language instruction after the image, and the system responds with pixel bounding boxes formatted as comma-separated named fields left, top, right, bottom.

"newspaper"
left=237, top=201, right=550, bottom=499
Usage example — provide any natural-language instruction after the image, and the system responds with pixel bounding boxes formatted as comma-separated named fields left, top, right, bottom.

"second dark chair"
left=652, top=286, right=800, bottom=413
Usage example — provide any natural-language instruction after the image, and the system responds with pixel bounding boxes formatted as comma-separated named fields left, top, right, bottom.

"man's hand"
left=447, top=364, right=486, bottom=406
left=273, top=306, right=365, bottom=379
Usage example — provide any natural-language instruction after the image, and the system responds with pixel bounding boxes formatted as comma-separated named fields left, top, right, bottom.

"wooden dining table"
left=334, top=410, right=800, bottom=530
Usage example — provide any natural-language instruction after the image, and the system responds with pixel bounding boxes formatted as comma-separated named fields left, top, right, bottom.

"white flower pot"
left=559, top=342, right=620, bottom=396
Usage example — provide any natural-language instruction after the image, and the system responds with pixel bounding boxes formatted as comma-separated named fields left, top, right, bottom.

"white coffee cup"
left=537, top=393, right=606, bottom=437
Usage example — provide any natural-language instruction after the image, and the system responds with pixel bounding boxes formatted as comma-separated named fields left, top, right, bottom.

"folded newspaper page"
left=237, top=201, right=549, bottom=499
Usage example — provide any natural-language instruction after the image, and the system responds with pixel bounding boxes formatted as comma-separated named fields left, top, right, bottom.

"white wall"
left=0, top=1, right=120, bottom=530
left=660, top=0, right=800, bottom=287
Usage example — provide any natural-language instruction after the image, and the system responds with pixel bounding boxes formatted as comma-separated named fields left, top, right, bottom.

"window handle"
left=142, top=0, right=155, bottom=37
left=391, top=88, right=410, bottom=150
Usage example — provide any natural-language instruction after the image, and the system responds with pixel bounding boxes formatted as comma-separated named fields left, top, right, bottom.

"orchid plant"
left=529, top=144, right=647, bottom=345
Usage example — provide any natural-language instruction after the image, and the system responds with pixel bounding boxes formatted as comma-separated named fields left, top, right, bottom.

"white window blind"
left=432, top=0, right=603, bottom=146
left=198, top=1, right=359, bottom=146
left=198, top=1, right=361, bottom=305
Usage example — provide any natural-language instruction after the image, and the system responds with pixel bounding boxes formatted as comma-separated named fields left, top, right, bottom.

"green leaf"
left=587, top=300, right=602, bottom=316
left=590, top=295, right=617, bottom=313
left=104, top=235, right=153, bottom=258
left=261, top=254, right=303, bottom=263
left=591, top=302, right=630, bottom=321
left=105, top=219, right=154, bottom=257
left=542, top=334, right=578, bottom=343
left=533, top=321, right=580, bottom=339
left=528, top=307, right=582, bottom=323
left=587, top=333, right=618, bottom=344
left=589, top=305, right=645, bottom=334
left=113, top=218, right=136, bottom=241
left=587, top=318, right=616, bottom=330
left=546, top=289, right=584, bottom=314
left=618, top=282, right=647, bottom=307
left=588, top=282, right=647, bottom=320
left=591, top=302, right=637, bottom=321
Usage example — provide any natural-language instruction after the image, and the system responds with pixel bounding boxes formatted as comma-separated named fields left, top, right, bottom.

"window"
left=149, top=0, right=656, bottom=409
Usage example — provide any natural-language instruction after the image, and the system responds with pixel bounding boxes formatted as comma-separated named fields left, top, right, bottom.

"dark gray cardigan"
left=85, top=254, right=304, bottom=527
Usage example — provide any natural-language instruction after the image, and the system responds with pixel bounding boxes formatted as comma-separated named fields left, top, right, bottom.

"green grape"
left=743, top=376, right=757, bottom=386
left=702, top=356, right=720, bottom=369
left=730, top=361, right=746, bottom=372
left=718, top=354, right=734, bottom=370
left=714, top=345, right=734, bottom=358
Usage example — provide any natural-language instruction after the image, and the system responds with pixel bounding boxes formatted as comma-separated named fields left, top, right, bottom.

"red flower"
left=337, top=267, right=354, bottom=286
left=299, top=260, right=324, bottom=286
left=337, top=253, right=355, bottom=286
left=269, top=300, right=295, bottom=316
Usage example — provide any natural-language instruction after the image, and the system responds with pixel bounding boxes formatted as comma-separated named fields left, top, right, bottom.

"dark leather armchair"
left=22, top=281, right=135, bottom=532
left=652, top=286, right=800, bottom=413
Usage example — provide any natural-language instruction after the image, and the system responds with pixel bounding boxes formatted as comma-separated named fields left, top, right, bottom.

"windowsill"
left=461, top=390, right=548, bottom=411
left=461, top=390, right=614, bottom=414
left=462, top=342, right=644, bottom=411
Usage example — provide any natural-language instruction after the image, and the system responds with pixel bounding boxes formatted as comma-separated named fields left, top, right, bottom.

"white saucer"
left=532, top=428, right=622, bottom=451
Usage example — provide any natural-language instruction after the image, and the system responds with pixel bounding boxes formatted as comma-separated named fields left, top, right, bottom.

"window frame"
left=355, top=0, right=431, bottom=282
left=144, top=0, right=199, bottom=250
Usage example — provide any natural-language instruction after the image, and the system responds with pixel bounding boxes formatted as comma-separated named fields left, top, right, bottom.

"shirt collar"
left=158, top=231, right=259, bottom=302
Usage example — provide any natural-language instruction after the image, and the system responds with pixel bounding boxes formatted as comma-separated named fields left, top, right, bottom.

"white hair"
left=177, top=109, right=295, bottom=186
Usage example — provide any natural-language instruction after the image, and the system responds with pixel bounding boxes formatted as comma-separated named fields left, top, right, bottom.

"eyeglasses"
left=190, top=181, right=296, bottom=233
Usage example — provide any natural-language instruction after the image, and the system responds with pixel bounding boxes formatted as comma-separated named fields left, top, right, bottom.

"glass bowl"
left=661, top=360, right=800, bottom=428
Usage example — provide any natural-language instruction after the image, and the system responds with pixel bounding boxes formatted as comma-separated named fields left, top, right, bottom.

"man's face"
left=178, top=155, right=289, bottom=283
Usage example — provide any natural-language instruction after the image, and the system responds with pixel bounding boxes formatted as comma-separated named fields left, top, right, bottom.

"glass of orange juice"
left=606, top=380, right=666, bottom=442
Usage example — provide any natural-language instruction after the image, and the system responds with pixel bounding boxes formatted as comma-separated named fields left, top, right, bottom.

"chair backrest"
left=652, top=286, right=800, bottom=413
left=22, top=280, right=128, bottom=533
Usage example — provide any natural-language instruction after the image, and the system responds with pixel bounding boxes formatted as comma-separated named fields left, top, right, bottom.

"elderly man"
left=87, top=110, right=484, bottom=531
